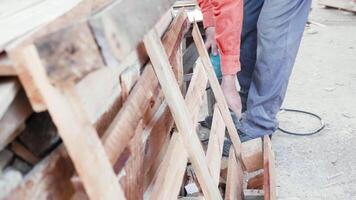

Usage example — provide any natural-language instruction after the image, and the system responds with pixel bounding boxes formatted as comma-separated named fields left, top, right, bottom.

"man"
left=198, top=0, right=311, bottom=142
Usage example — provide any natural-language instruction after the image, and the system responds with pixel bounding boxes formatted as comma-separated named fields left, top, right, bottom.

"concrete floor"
left=274, top=2, right=356, bottom=199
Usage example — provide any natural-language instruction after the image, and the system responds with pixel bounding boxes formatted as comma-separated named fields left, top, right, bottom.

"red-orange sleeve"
left=198, top=0, right=215, bottom=28
left=211, top=0, right=243, bottom=75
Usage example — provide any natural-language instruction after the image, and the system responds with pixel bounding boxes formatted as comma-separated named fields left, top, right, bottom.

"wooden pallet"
left=0, top=1, right=277, bottom=199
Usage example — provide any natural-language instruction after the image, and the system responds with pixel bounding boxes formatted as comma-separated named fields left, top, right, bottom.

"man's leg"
left=238, top=0, right=264, bottom=112
left=239, top=0, right=312, bottom=139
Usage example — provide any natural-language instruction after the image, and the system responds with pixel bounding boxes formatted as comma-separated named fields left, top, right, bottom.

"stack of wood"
left=0, top=0, right=277, bottom=199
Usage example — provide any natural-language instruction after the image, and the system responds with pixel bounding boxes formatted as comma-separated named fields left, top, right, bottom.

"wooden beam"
left=0, top=78, right=20, bottom=119
left=102, top=13, right=189, bottom=166
left=89, top=0, right=176, bottom=62
left=11, top=141, right=40, bottom=165
left=144, top=30, right=222, bottom=200
left=241, top=138, right=263, bottom=172
left=145, top=60, right=208, bottom=199
left=119, top=121, right=145, bottom=200
left=0, top=54, right=16, bottom=76
left=191, top=23, right=242, bottom=158
left=9, top=45, right=126, bottom=200
left=0, top=90, right=32, bottom=151
left=225, top=147, right=244, bottom=200
left=206, top=105, right=226, bottom=185
left=263, top=135, right=276, bottom=200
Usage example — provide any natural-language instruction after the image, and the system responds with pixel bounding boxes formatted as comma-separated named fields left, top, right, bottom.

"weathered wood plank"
left=145, top=60, right=208, bottom=199
left=11, top=141, right=40, bottom=165
left=0, top=78, right=20, bottom=119
left=191, top=23, right=242, bottom=158
left=102, top=13, right=189, bottom=166
left=89, top=0, right=176, bottom=62
left=0, top=54, right=16, bottom=76
left=144, top=30, right=222, bottom=200
left=0, top=90, right=32, bottom=151
left=225, top=147, right=244, bottom=200
left=9, top=45, right=126, bottom=200
left=263, top=136, right=276, bottom=200
left=206, top=105, right=226, bottom=185
left=241, top=138, right=263, bottom=172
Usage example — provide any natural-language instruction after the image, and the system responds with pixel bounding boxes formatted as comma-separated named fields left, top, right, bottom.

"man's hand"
left=205, top=27, right=218, bottom=55
left=221, top=74, right=242, bottom=118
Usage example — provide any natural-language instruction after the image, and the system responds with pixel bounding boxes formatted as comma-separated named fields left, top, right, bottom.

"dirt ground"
left=274, top=2, right=356, bottom=199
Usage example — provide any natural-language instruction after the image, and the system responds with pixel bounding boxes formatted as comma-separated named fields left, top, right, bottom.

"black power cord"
left=278, top=108, right=325, bottom=136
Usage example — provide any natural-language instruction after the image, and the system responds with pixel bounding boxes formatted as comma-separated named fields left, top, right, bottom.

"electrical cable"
left=278, top=108, right=325, bottom=136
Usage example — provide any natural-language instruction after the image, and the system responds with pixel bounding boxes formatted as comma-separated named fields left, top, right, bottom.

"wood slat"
left=102, top=12, right=189, bottom=166
left=191, top=23, right=242, bottom=158
left=9, top=45, right=126, bottom=200
left=144, top=30, right=222, bottom=200
left=225, top=147, right=244, bottom=200
left=145, top=60, right=208, bottom=199
left=263, top=135, right=276, bottom=200
left=241, top=138, right=263, bottom=172
left=206, top=105, right=226, bottom=185
left=0, top=78, right=20, bottom=119
left=0, top=90, right=32, bottom=151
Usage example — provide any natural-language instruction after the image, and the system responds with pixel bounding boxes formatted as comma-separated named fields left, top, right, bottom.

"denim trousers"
left=237, top=0, right=312, bottom=141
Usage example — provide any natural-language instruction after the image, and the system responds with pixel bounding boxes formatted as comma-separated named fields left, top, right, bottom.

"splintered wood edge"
left=263, top=135, right=276, bottom=200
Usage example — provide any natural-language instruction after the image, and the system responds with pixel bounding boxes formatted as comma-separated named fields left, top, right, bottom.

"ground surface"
left=274, top=2, right=356, bottom=199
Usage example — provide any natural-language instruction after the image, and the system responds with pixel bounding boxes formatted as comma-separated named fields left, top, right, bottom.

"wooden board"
left=241, top=138, right=263, bottom=172
left=319, top=0, right=356, bottom=12
left=206, top=105, right=226, bottom=185
left=144, top=30, right=222, bottom=200
left=145, top=60, right=208, bottom=199
left=191, top=23, right=242, bottom=158
left=263, top=135, right=276, bottom=200
left=9, top=45, right=126, bottom=200
left=0, top=54, right=16, bottom=76
left=0, top=90, right=32, bottom=151
left=102, top=12, right=189, bottom=166
left=0, top=78, right=20, bottom=119
left=89, top=0, right=176, bottom=62
left=225, top=147, right=244, bottom=200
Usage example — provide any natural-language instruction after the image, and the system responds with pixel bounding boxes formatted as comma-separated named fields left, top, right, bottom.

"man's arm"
left=198, top=0, right=244, bottom=118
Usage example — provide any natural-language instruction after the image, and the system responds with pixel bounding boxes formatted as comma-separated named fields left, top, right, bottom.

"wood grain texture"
left=206, top=105, right=226, bottom=185
left=0, top=90, right=32, bottom=151
left=102, top=13, right=189, bottom=166
left=89, top=0, right=176, bottom=61
left=263, top=135, right=276, bottom=200
left=191, top=23, right=242, bottom=158
left=225, top=147, right=244, bottom=200
left=145, top=60, right=208, bottom=199
left=9, top=45, right=126, bottom=200
left=0, top=77, right=20, bottom=119
left=241, top=138, right=263, bottom=172
left=144, top=30, right=222, bottom=200
left=34, top=23, right=105, bottom=84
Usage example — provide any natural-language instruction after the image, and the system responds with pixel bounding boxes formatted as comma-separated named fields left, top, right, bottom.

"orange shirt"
left=198, top=0, right=243, bottom=75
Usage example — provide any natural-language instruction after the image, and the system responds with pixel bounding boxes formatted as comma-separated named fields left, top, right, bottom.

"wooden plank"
left=0, top=53, right=16, bottom=76
left=225, top=147, right=244, bottom=200
left=263, top=135, right=276, bottom=200
left=205, top=105, right=226, bottom=185
left=145, top=60, right=208, bottom=199
left=144, top=30, right=222, bottom=200
left=191, top=23, right=242, bottom=158
left=0, top=0, right=82, bottom=50
left=11, top=141, right=40, bottom=165
left=0, top=90, right=32, bottom=151
left=119, top=121, right=145, bottom=200
left=102, top=13, right=189, bottom=166
left=89, top=0, right=176, bottom=62
left=247, top=173, right=263, bottom=190
left=0, top=78, right=20, bottom=119
left=6, top=145, right=76, bottom=200
left=9, top=45, right=126, bottom=200
left=241, top=138, right=263, bottom=172
left=319, top=0, right=356, bottom=12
